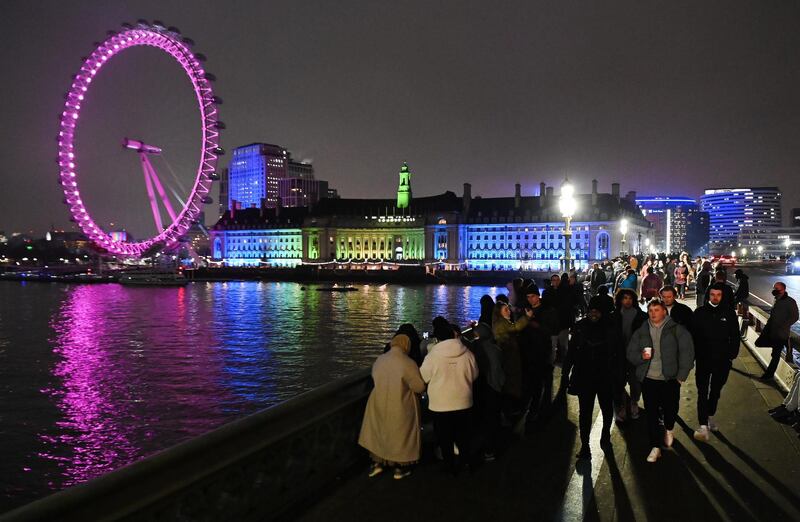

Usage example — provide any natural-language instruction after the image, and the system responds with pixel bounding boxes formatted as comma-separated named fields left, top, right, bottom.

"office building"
left=635, top=196, right=698, bottom=253
left=700, top=187, right=782, bottom=255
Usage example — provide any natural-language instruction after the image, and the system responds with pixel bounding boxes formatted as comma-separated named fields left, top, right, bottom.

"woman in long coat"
left=358, top=334, right=426, bottom=479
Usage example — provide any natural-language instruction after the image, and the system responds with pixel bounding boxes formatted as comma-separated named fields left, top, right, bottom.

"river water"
left=0, top=280, right=503, bottom=512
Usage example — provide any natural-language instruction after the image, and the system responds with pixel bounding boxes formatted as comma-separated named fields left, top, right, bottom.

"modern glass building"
left=227, top=143, right=287, bottom=210
left=635, top=196, right=698, bottom=253
left=700, top=187, right=782, bottom=255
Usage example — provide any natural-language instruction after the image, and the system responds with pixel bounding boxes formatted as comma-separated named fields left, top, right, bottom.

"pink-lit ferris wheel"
left=57, top=21, right=223, bottom=257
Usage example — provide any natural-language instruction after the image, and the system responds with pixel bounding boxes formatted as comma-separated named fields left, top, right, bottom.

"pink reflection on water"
left=40, top=284, right=230, bottom=489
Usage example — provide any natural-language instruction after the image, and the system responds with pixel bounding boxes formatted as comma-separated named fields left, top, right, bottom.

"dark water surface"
left=0, top=280, right=501, bottom=512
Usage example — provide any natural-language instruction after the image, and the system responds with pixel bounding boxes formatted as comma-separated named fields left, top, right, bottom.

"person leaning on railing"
left=358, top=334, right=426, bottom=480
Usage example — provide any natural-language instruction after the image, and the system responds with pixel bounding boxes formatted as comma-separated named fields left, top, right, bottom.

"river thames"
left=0, top=280, right=503, bottom=511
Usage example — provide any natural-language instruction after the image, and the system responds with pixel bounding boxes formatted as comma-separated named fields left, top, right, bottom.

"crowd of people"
left=357, top=254, right=799, bottom=479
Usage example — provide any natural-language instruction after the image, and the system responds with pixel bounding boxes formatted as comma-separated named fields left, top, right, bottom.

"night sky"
left=2, top=1, right=799, bottom=238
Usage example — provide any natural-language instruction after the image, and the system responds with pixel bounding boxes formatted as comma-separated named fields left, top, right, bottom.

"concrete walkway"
left=292, top=313, right=800, bottom=521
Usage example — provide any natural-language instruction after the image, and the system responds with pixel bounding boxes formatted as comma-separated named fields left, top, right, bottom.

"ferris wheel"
left=57, top=21, right=224, bottom=257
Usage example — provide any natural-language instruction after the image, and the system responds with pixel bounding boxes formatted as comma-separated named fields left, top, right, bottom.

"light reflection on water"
left=0, top=281, right=500, bottom=511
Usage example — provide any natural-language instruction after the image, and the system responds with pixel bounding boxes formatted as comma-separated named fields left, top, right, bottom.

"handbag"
left=755, top=325, right=772, bottom=347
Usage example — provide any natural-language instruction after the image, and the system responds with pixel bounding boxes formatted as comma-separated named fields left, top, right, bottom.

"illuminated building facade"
left=635, top=196, right=698, bottom=253
left=701, top=187, right=782, bottom=254
left=228, top=143, right=288, bottom=210
left=210, top=170, right=651, bottom=270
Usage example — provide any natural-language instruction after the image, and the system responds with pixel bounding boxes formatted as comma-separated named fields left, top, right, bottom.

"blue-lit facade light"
left=211, top=228, right=303, bottom=267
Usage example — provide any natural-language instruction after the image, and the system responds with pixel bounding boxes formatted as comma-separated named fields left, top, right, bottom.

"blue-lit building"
left=210, top=206, right=305, bottom=267
left=635, top=196, right=700, bottom=254
left=700, top=187, right=782, bottom=255
left=210, top=166, right=652, bottom=270
left=227, top=144, right=288, bottom=210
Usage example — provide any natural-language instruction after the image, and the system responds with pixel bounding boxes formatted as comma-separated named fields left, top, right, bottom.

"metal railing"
left=1, top=369, right=373, bottom=522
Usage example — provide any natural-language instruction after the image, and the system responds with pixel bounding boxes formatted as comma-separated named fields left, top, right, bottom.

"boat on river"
left=118, top=272, right=189, bottom=286
left=315, top=285, right=358, bottom=292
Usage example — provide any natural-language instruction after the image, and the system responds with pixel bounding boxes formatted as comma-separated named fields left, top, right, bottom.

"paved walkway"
left=292, top=312, right=800, bottom=521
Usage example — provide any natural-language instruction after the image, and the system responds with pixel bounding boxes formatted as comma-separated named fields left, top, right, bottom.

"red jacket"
left=641, top=274, right=663, bottom=299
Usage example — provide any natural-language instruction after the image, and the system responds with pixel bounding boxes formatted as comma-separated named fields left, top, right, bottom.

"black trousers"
left=641, top=378, right=681, bottom=448
left=432, top=409, right=472, bottom=467
left=695, top=360, right=731, bottom=425
left=765, top=340, right=789, bottom=377
left=578, top=381, right=613, bottom=447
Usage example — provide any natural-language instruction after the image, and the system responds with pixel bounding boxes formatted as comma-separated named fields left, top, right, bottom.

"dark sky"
left=2, top=0, right=799, bottom=237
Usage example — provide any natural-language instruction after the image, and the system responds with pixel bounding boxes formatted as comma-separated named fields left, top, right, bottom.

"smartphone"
left=422, top=331, right=429, bottom=340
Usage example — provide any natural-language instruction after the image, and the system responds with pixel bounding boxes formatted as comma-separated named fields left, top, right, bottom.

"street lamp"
left=559, top=179, right=577, bottom=271
left=619, top=218, right=629, bottom=257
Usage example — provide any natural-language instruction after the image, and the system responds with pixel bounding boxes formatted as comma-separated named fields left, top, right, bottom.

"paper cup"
left=642, top=347, right=653, bottom=360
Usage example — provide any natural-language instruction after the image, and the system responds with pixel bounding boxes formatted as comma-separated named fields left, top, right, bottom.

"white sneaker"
left=646, top=447, right=662, bottom=463
left=664, top=429, right=674, bottom=448
left=693, top=425, right=710, bottom=442
left=630, top=403, right=640, bottom=420
left=708, top=416, right=719, bottom=432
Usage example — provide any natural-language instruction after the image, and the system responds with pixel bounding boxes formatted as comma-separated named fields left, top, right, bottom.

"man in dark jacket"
left=660, top=285, right=693, bottom=330
left=521, top=285, right=559, bottom=425
left=590, top=263, right=607, bottom=295
left=565, top=296, right=617, bottom=459
left=703, top=271, right=736, bottom=311
left=610, top=288, right=647, bottom=422
left=761, top=282, right=800, bottom=380
left=691, top=283, right=741, bottom=441
left=696, top=261, right=713, bottom=308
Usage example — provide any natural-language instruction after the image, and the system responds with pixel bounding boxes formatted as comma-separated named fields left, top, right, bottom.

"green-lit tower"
left=397, top=162, right=412, bottom=209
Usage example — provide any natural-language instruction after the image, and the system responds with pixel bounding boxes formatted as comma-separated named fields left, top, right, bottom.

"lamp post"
left=559, top=179, right=577, bottom=272
left=645, top=237, right=651, bottom=254
left=619, top=218, right=629, bottom=258
left=785, top=238, right=792, bottom=259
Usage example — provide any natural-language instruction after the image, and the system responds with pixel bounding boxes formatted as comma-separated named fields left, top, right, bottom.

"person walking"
left=733, top=269, right=750, bottom=338
left=421, top=320, right=479, bottom=475
left=590, top=263, right=607, bottom=295
left=627, top=299, right=695, bottom=463
left=641, top=267, right=663, bottom=302
left=696, top=261, right=713, bottom=308
left=619, top=268, right=638, bottom=290
left=703, top=271, right=736, bottom=311
left=611, top=288, right=647, bottom=422
left=566, top=297, right=617, bottom=459
left=359, top=334, right=426, bottom=479
left=692, top=284, right=741, bottom=441
left=660, top=285, right=693, bottom=330
left=674, top=262, right=689, bottom=298
left=760, top=282, right=800, bottom=381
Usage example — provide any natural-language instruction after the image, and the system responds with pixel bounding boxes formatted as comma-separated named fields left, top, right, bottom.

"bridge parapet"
left=0, top=369, right=373, bottom=522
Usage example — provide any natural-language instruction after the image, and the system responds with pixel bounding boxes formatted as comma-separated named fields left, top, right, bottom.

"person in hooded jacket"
left=703, top=270, right=736, bottom=311
left=383, top=323, right=423, bottom=366
left=691, top=284, right=741, bottom=441
left=619, top=269, right=638, bottom=290
left=610, top=288, right=647, bottom=422
left=359, top=334, right=426, bottom=480
left=421, top=319, right=479, bottom=474
left=493, top=301, right=534, bottom=418
left=627, top=299, right=695, bottom=463
left=566, top=297, right=617, bottom=460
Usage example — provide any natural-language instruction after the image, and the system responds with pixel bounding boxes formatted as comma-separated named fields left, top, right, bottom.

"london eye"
left=57, top=21, right=223, bottom=257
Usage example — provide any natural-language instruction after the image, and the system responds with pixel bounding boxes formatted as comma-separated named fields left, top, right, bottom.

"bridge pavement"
left=292, top=314, right=800, bottom=521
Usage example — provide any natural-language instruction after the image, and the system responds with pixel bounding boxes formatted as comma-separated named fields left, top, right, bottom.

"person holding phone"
left=627, top=299, right=695, bottom=463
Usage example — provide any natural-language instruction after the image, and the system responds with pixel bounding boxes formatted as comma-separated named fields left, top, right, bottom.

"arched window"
left=596, top=232, right=610, bottom=260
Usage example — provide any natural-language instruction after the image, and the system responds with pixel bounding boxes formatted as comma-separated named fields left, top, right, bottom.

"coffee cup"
left=642, top=347, right=653, bottom=360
